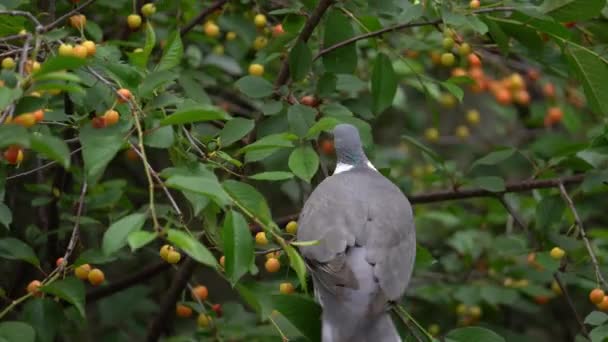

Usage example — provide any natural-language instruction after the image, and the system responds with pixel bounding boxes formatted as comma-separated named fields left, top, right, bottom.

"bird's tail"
left=322, top=312, right=400, bottom=342
left=361, top=312, right=401, bottom=342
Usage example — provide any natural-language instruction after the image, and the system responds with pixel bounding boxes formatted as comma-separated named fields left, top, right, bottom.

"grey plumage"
left=297, top=124, right=416, bottom=342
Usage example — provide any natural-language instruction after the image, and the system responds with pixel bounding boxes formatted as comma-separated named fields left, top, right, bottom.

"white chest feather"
left=333, top=161, right=377, bottom=175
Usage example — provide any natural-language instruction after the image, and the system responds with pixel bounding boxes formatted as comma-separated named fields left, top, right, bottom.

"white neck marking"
left=333, top=161, right=377, bottom=175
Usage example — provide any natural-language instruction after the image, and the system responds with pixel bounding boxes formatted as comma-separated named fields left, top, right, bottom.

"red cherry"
left=212, top=303, right=223, bottom=317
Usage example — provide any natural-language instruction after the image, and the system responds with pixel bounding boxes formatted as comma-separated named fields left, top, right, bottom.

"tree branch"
left=146, top=258, right=197, bottom=342
left=410, top=174, right=584, bottom=204
left=86, top=261, right=171, bottom=302
left=273, top=174, right=586, bottom=227
left=179, top=0, right=229, bottom=37
left=275, top=0, right=334, bottom=87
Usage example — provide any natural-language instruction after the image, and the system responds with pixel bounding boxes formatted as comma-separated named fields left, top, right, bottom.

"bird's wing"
left=297, top=169, right=416, bottom=301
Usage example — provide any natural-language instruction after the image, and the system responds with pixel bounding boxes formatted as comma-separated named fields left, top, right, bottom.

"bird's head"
left=332, top=124, right=368, bottom=166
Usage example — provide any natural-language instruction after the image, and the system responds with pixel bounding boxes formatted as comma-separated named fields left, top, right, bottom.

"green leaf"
left=535, top=196, right=565, bottom=231
left=84, top=21, right=102, bottom=41
left=32, top=56, right=87, bottom=77
left=401, top=135, right=444, bottom=165
left=156, top=31, right=183, bottom=71
left=219, top=118, right=255, bottom=147
left=288, top=145, right=319, bottom=183
left=0, top=321, right=36, bottom=342
left=317, top=72, right=337, bottom=97
left=166, top=229, right=218, bottom=267
left=238, top=133, right=295, bottom=154
left=322, top=10, right=357, bottom=74
left=471, top=148, right=516, bottom=168
left=590, top=324, right=608, bottom=342
left=471, top=176, right=505, bottom=192
left=30, top=134, right=71, bottom=169
left=271, top=294, right=321, bottom=341
left=131, top=21, right=156, bottom=68
left=102, top=213, right=147, bottom=255
left=223, top=180, right=272, bottom=225
left=249, top=171, right=294, bottom=181
left=236, top=281, right=274, bottom=318
left=34, top=71, right=81, bottom=83
left=0, top=124, right=29, bottom=149
left=0, top=237, right=39, bottom=267
left=445, top=327, right=505, bottom=342
left=144, top=125, right=174, bottom=148
left=127, top=230, right=157, bottom=252
left=73, top=248, right=118, bottom=266
left=223, top=210, right=254, bottom=285
left=288, top=104, right=317, bottom=137
left=0, top=87, right=13, bottom=110
left=306, top=117, right=340, bottom=138
left=139, top=70, right=178, bottom=98
left=235, top=76, right=274, bottom=98
left=565, top=43, right=608, bottom=116
left=261, top=100, right=283, bottom=116
left=165, top=175, right=230, bottom=207
left=22, top=299, right=64, bottom=342
left=79, top=124, right=126, bottom=184
left=442, top=11, right=488, bottom=34
left=31, top=82, right=84, bottom=95
left=284, top=244, right=308, bottom=293
left=586, top=311, right=608, bottom=326
left=371, top=53, right=398, bottom=114
left=540, top=0, right=604, bottom=22
left=289, top=40, right=312, bottom=81
left=161, top=105, right=231, bottom=126
left=0, top=202, right=12, bottom=229
left=40, top=278, right=86, bottom=317
left=414, top=244, right=436, bottom=270
left=440, top=81, right=464, bottom=103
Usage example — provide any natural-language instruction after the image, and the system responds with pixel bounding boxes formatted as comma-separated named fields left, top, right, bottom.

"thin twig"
left=129, top=102, right=161, bottom=232
left=182, top=126, right=207, bottom=158
left=553, top=272, right=589, bottom=337
left=6, top=147, right=82, bottom=180
left=314, top=7, right=514, bottom=61
left=17, top=34, right=32, bottom=76
left=558, top=182, right=608, bottom=289
left=0, top=33, right=29, bottom=44
left=85, top=66, right=161, bottom=231
left=128, top=142, right=184, bottom=220
left=275, top=0, right=334, bottom=87
left=59, top=180, right=87, bottom=268
left=0, top=10, right=43, bottom=30
left=498, top=195, right=527, bottom=231
left=87, top=262, right=171, bottom=301
left=179, top=0, right=229, bottom=37
left=43, top=0, right=96, bottom=32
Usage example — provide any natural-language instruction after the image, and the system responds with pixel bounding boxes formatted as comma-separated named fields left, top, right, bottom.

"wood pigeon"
left=297, top=124, right=416, bottom=342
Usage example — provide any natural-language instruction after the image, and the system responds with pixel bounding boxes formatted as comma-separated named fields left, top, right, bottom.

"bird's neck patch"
left=334, top=161, right=377, bottom=175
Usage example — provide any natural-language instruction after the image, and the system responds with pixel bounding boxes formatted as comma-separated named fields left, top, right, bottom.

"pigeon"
left=297, top=124, right=416, bottom=342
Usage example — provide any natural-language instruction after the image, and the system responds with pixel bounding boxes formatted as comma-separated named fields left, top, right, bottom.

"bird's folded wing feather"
left=297, top=169, right=416, bottom=300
